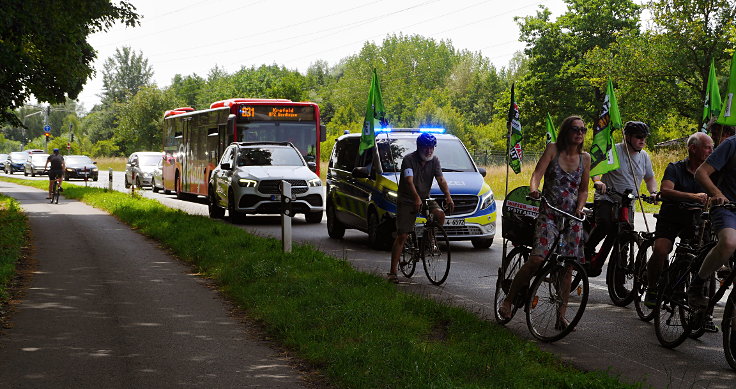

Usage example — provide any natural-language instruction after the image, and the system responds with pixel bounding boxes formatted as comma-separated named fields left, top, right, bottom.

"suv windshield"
left=66, top=156, right=93, bottom=165
left=237, top=147, right=304, bottom=167
left=377, top=137, right=476, bottom=173
left=138, top=155, right=160, bottom=166
left=10, top=152, right=26, bottom=162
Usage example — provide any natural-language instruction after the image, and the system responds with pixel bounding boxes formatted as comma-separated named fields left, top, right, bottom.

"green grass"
left=93, top=156, right=127, bottom=172
left=0, top=194, right=27, bottom=301
left=0, top=176, right=638, bottom=388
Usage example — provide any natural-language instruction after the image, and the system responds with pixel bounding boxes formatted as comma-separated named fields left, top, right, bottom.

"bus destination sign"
left=239, top=105, right=314, bottom=121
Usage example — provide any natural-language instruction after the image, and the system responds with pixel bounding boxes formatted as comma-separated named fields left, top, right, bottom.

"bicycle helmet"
left=416, top=132, right=437, bottom=148
left=623, top=121, right=649, bottom=137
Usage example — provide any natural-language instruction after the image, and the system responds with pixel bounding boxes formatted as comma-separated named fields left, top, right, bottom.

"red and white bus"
left=161, top=98, right=325, bottom=198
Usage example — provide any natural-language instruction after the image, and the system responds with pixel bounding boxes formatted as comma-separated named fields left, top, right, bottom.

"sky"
left=77, top=0, right=567, bottom=111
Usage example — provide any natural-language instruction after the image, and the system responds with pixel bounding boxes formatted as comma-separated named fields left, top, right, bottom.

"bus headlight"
left=481, top=192, right=495, bottom=209
left=238, top=179, right=257, bottom=188
left=308, top=178, right=322, bottom=187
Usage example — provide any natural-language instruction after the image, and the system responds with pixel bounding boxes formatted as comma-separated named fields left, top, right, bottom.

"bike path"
left=0, top=181, right=308, bottom=388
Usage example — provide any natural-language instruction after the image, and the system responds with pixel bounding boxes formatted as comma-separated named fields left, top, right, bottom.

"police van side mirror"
left=478, top=167, right=486, bottom=177
left=220, top=162, right=232, bottom=170
left=352, top=166, right=370, bottom=178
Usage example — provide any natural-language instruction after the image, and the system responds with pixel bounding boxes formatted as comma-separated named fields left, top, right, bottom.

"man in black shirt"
left=644, top=132, right=713, bottom=307
left=44, top=148, right=65, bottom=199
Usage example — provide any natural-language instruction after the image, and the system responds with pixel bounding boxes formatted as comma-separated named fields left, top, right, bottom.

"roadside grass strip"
left=0, top=194, right=27, bottom=302
left=0, top=178, right=637, bottom=388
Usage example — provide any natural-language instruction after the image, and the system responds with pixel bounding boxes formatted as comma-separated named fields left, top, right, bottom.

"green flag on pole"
left=717, top=54, right=736, bottom=126
left=590, top=78, right=622, bottom=177
left=359, top=69, right=388, bottom=155
left=545, top=113, right=557, bottom=144
left=507, top=83, right=522, bottom=174
left=702, top=58, right=722, bottom=132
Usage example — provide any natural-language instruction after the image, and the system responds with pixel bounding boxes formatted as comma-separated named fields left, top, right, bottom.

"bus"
left=161, top=98, right=326, bottom=199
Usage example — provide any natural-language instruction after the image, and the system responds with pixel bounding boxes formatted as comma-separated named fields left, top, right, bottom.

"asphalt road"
left=9, top=171, right=736, bottom=388
left=0, top=179, right=306, bottom=388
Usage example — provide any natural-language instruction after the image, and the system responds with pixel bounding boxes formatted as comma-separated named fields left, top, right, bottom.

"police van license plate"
left=444, top=219, right=465, bottom=226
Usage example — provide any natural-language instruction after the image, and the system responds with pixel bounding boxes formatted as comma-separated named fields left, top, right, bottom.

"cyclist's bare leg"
left=557, top=266, right=574, bottom=326
left=499, top=254, right=544, bottom=318
left=390, top=232, right=410, bottom=275
left=431, top=207, right=446, bottom=226
left=698, top=228, right=736, bottom=280
left=648, top=238, right=674, bottom=289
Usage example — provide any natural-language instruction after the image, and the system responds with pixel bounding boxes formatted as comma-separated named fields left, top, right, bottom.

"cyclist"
left=689, top=129, right=736, bottom=308
left=389, top=132, right=454, bottom=283
left=707, top=120, right=736, bottom=148
left=499, top=116, right=591, bottom=324
left=584, top=121, right=658, bottom=277
left=644, top=132, right=713, bottom=307
left=44, top=148, right=65, bottom=199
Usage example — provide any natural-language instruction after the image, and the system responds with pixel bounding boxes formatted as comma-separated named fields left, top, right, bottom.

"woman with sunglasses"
left=499, top=115, right=591, bottom=324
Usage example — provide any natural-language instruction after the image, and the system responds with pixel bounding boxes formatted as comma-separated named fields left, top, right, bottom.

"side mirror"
left=478, top=167, right=486, bottom=177
left=307, top=161, right=317, bottom=171
left=320, top=124, right=327, bottom=142
left=93, top=161, right=97, bottom=165
left=220, top=162, right=231, bottom=170
left=352, top=166, right=370, bottom=179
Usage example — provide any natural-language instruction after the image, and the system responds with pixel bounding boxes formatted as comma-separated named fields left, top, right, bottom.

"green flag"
left=359, top=69, right=388, bottom=155
left=590, top=79, right=622, bottom=177
left=717, top=54, right=736, bottom=126
left=702, top=58, right=722, bottom=132
left=507, top=83, right=522, bottom=174
left=545, top=113, right=557, bottom=144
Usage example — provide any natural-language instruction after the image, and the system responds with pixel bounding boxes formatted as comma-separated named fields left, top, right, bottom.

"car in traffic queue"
left=125, top=152, right=162, bottom=188
left=151, top=158, right=165, bottom=193
left=23, top=153, right=49, bottom=177
left=63, top=155, right=99, bottom=181
left=0, top=154, right=7, bottom=171
left=326, top=128, right=496, bottom=249
left=208, top=142, right=324, bottom=223
left=4, top=152, right=26, bottom=174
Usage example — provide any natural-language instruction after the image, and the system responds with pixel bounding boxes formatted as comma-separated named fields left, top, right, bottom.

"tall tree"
left=116, top=86, right=181, bottom=154
left=100, top=46, right=154, bottom=105
left=0, top=1, right=139, bottom=126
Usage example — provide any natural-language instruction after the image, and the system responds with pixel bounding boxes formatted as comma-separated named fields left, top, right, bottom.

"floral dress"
left=530, top=154, right=584, bottom=260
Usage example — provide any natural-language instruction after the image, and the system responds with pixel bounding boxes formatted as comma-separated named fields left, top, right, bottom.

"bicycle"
left=494, top=195, right=590, bottom=342
left=398, top=198, right=451, bottom=285
left=49, top=171, right=62, bottom=204
left=653, top=203, right=735, bottom=352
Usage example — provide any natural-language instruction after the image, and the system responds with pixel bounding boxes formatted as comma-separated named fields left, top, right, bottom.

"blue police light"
left=419, top=127, right=446, bottom=133
left=375, top=127, right=392, bottom=133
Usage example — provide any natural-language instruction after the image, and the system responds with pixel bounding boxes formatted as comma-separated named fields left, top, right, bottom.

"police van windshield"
left=377, top=137, right=476, bottom=173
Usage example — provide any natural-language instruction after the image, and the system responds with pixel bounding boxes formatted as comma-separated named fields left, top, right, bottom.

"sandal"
left=387, top=273, right=399, bottom=284
left=555, top=317, right=573, bottom=331
left=498, top=300, right=513, bottom=320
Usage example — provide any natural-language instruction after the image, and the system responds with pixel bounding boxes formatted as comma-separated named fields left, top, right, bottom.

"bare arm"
left=695, top=162, right=727, bottom=204
left=659, top=179, right=708, bottom=204
left=405, top=175, right=422, bottom=212
left=436, top=175, right=454, bottom=213
left=644, top=175, right=658, bottom=195
left=529, top=143, right=556, bottom=196
left=576, top=153, right=591, bottom=214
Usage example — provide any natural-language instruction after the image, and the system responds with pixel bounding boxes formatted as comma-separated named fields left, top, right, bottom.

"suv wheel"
left=124, top=175, right=131, bottom=189
left=368, top=210, right=391, bottom=250
left=305, top=211, right=323, bottom=224
left=471, top=237, right=494, bottom=249
left=228, top=189, right=246, bottom=224
left=208, top=187, right=225, bottom=219
left=152, top=179, right=159, bottom=193
left=24, top=169, right=28, bottom=176
left=326, top=201, right=345, bottom=239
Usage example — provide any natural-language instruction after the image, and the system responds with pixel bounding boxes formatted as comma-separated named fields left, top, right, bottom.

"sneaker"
left=687, top=281, right=708, bottom=308
left=644, top=290, right=658, bottom=309
left=704, top=317, right=719, bottom=333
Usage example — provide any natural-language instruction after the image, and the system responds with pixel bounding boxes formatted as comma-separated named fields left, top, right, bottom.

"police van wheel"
left=326, top=202, right=345, bottom=239
left=368, top=211, right=391, bottom=250
left=471, top=237, right=494, bottom=249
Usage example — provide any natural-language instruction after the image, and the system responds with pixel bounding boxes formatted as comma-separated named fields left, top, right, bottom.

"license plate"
left=445, top=219, right=465, bottom=226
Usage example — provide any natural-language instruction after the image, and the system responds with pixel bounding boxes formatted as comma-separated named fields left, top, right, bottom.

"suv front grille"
left=258, top=179, right=308, bottom=194
left=436, top=195, right=478, bottom=215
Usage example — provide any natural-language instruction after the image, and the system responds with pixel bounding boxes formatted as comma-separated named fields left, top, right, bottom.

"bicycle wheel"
left=526, top=259, right=589, bottom=342
left=722, top=292, right=736, bottom=371
left=399, top=233, right=417, bottom=278
left=633, top=238, right=655, bottom=321
left=494, top=246, right=529, bottom=324
left=50, top=181, right=57, bottom=204
left=689, top=277, right=717, bottom=339
left=654, top=259, right=693, bottom=348
left=422, top=224, right=451, bottom=285
left=607, top=235, right=638, bottom=306
left=54, top=185, right=60, bottom=204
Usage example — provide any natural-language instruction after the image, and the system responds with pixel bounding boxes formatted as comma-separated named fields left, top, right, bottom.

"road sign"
left=44, top=125, right=51, bottom=135
left=66, top=142, right=71, bottom=150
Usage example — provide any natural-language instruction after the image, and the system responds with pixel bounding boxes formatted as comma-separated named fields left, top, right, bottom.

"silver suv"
left=208, top=142, right=324, bottom=223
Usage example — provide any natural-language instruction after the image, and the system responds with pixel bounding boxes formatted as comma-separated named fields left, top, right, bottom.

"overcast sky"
left=77, top=0, right=567, bottom=110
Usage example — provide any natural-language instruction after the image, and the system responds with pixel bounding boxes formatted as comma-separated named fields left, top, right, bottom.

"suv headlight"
left=66, top=168, right=74, bottom=172
left=238, top=178, right=257, bottom=188
left=308, top=178, right=322, bottom=187
left=481, top=192, right=495, bottom=209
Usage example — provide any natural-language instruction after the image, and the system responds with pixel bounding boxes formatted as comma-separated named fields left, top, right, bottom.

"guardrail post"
left=108, top=168, right=113, bottom=191
left=281, top=180, right=293, bottom=253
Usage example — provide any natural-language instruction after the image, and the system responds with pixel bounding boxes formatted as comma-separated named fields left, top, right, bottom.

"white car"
left=125, top=151, right=162, bottom=188
left=208, top=142, right=324, bottom=223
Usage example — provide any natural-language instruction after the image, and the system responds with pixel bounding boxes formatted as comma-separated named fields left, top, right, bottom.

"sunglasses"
left=570, top=126, right=587, bottom=134
left=633, top=134, right=647, bottom=140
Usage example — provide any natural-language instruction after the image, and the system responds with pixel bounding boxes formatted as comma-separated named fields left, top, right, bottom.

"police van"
left=326, top=128, right=496, bottom=249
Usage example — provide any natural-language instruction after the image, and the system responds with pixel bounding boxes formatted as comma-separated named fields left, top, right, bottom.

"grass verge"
left=0, top=194, right=27, bottom=302
left=0, top=177, right=638, bottom=388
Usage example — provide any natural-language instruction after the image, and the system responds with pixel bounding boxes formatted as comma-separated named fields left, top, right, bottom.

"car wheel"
left=24, top=169, right=28, bottom=176
left=31, top=169, right=35, bottom=177
left=208, top=186, right=225, bottom=219
left=93, top=175, right=98, bottom=182
left=136, top=176, right=142, bottom=188
left=152, top=179, right=159, bottom=193
left=326, top=201, right=345, bottom=239
left=368, top=210, right=391, bottom=250
left=471, top=237, right=494, bottom=249
left=305, top=210, right=323, bottom=224
left=124, top=175, right=131, bottom=189
left=228, top=189, right=246, bottom=223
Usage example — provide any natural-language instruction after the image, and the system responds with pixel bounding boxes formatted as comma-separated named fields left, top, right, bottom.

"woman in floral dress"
left=499, top=115, right=591, bottom=327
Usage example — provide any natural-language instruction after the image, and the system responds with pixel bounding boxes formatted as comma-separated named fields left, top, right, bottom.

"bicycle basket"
left=502, top=186, right=540, bottom=246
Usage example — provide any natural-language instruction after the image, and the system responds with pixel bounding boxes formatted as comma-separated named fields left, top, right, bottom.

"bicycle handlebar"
left=526, top=195, right=586, bottom=222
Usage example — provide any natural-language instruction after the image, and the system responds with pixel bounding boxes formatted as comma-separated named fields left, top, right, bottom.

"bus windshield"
left=377, top=137, right=476, bottom=173
left=237, top=122, right=317, bottom=162
left=237, top=146, right=305, bottom=167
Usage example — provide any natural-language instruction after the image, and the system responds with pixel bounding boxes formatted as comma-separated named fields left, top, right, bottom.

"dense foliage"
left=2, top=0, right=736, bottom=159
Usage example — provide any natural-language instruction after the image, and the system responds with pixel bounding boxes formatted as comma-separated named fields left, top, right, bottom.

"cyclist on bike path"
left=499, top=116, right=591, bottom=322
left=43, top=148, right=65, bottom=199
left=584, top=121, right=658, bottom=277
left=644, top=132, right=713, bottom=307
left=388, top=132, right=454, bottom=283
left=689, top=131, right=736, bottom=308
